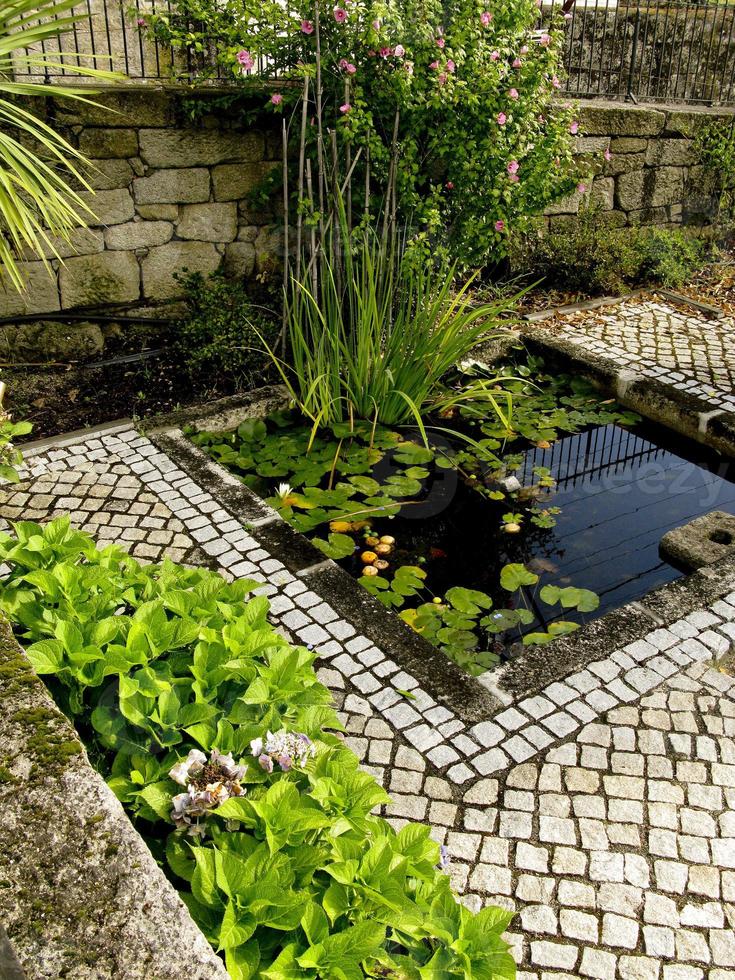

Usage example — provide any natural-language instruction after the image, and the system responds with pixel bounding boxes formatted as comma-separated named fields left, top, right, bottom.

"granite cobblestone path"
left=2, top=416, right=735, bottom=979
left=539, top=295, right=735, bottom=415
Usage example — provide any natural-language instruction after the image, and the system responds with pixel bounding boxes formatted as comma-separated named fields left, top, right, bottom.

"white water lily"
left=275, top=483, right=293, bottom=499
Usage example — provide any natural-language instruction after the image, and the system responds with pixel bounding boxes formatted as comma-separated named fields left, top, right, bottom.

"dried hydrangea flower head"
left=250, top=730, right=316, bottom=773
left=169, top=747, right=246, bottom=836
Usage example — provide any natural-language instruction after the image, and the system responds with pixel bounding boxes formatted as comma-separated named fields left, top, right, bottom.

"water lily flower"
left=495, top=219, right=505, bottom=231
left=340, top=102, right=351, bottom=113
left=271, top=93, right=283, bottom=105
left=333, top=6, right=347, bottom=22
left=509, top=87, right=518, bottom=99
left=497, top=112, right=507, bottom=125
left=300, top=19, right=314, bottom=33
left=481, top=11, right=492, bottom=25
left=275, top=482, right=293, bottom=499
left=394, top=44, right=405, bottom=57
left=236, top=49, right=255, bottom=70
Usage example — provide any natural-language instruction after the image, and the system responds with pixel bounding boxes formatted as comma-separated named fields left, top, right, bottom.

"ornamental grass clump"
left=0, top=516, right=516, bottom=979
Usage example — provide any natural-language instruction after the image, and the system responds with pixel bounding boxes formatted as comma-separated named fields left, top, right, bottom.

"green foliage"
left=0, top=0, right=119, bottom=291
left=272, top=214, right=518, bottom=428
left=515, top=208, right=707, bottom=295
left=0, top=411, right=31, bottom=483
left=174, top=271, right=279, bottom=389
left=695, top=119, right=735, bottom=208
left=143, top=0, right=579, bottom=268
left=0, top=516, right=515, bottom=979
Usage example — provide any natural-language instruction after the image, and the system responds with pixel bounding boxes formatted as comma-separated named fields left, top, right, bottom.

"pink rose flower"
left=490, top=50, right=500, bottom=61
left=446, top=59, right=455, bottom=72
left=570, top=120, right=579, bottom=134
left=405, top=61, right=414, bottom=75
left=507, top=160, right=519, bottom=175
left=438, top=72, right=447, bottom=84
left=509, top=87, right=518, bottom=99
left=380, top=46, right=392, bottom=58
left=481, top=11, right=492, bottom=25
left=495, top=219, right=505, bottom=231
left=604, top=148, right=612, bottom=161
left=540, top=33, right=550, bottom=46
left=270, top=93, right=283, bottom=105
left=333, top=7, right=347, bottom=22
left=520, top=44, right=528, bottom=54
left=372, top=19, right=380, bottom=29
left=339, top=102, right=351, bottom=113
left=508, top=173, right=519, bottom=183
left=437, top=37, right=445, bottom=48
left=512, top=57, right=522, bottom=68
left=300, top=20, right=314, bottom=34
left=446, top=181, right=454, bottom=189
left=497, top=112, right=507, bottom=125
left=394, top=44, right=405, bottom=57
left=136, top=17, right=147, bottom=27
left=236, top=49, right=255, bottom=70
left=551, top=75, right=560, bottom=88
left=430, top=60, right=439, bottom=70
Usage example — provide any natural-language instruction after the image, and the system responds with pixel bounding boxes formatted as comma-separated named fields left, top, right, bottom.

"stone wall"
left=545, top=101, right=735, bottom=229
left=0, top=89, right=282, bottom=318
left=2, top=93, right=735, bottom=322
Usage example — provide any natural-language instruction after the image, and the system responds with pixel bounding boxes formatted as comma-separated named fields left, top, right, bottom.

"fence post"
left=626, top=8, right=641, bottom=102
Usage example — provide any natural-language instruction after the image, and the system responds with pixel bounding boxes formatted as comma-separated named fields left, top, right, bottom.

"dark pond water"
left=381, top=421, right=735, bottom=640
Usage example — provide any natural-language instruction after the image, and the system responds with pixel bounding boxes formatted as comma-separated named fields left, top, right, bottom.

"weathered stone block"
left=177, top=203, right=238, bottom=242
left=616, top=167, right=684, bottom=211
left=86, top=159, right=135, bottom=190
left=21, top=227, right=105, bottom=261
left=141, top=241, right=221, bottom=299
left=133, top=168, right=210, bottom=205
left=627, top=205, right=681, bottom=226
left=590, top=176, right=615, bottom=211
left=59, top=252, right=140, bottom=307
left=660, top=511, right=735, bottom=571
left=610, top=138, right=649, bottom=153
left=544, top=188, right=584, bottom=216
left=104, top=221, right=174, bottom=250
left=79, top=128, right=138, bottom=159
left=645, top=139, right=696, bottom=167
left=136, top=204, right=179, bottom=221
left=0, top=320, right=104, bottom=362
left=237, top=225, right=260, bottom=243
left=255, top=225, right=283, bottom=272
left=224, top=241, right=256, bottom=278
left=80, top=189, right=136, bottom=226
left=603, top=153, right=646, bottom=177
left=580, top=104, right=666, bottom=137
left=53, top=90, right=173, bottom=128
left=139, top=129, right=265, bottom=168
left=0, top=263, right=59, bottom=316
left=212, top=161, right=279, bottom=201
left=574, top=136, right=611, bottom=155
left=664, top=108, right=730, bottom=138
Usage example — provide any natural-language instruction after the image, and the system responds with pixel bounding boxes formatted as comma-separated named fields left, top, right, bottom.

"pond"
left=191, top=363, right=735, bottom=675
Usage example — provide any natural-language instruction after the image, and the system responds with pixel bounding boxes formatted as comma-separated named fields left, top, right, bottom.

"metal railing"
left=11, top=0, right=735, bottom=105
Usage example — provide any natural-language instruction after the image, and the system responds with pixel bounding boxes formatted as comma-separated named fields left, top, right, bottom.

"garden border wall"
left=0, top=618, right=228, bottom=980
left=1, top=93, right=735, bottom=334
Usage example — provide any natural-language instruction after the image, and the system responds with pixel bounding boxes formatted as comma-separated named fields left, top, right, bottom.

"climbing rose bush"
left=144, top=0, right=580, bottom=267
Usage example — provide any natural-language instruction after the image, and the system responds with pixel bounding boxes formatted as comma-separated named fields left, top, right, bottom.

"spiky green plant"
left=0, top=0, right=117, bottom=292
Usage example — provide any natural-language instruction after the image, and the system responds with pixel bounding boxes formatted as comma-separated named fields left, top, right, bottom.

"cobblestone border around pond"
left=6, top=390, right=735, bottom=977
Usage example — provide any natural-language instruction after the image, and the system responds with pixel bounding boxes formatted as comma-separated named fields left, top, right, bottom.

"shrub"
left=144, top=0, right=581, bottom=269
left=173, top=271, right=279, bottom=390
left=0, top=516, right=516, bottom=980
left=515, top=210, right=707, bottom=294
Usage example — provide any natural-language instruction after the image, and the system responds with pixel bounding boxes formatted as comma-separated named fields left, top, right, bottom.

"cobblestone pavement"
left=542, top=296, right=735, bottom=415
left=3, top=425, right=735, bottom=979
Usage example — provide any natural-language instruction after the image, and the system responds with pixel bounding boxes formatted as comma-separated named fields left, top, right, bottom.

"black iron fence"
left=11, top=0, right=735, bottom=105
